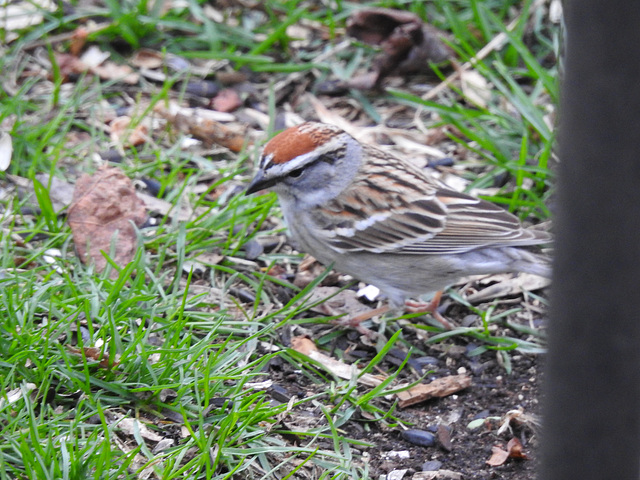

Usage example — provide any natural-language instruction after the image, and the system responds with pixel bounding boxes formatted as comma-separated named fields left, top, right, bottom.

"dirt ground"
left=264, top=281, right=547, bottom=480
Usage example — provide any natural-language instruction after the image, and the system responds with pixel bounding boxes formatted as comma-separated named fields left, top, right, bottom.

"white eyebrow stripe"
left=260, top=153, right=275, bottom=169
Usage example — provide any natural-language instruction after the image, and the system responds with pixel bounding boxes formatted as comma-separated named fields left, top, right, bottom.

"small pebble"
left=183, top=79, right=221, bottom=98
left=426, top=157, right=455, bottom=168
left=268, top=384, right=291, bottom=403
left=242, top=239, right=264, bottom=260
left=422, top=460, right=443, bottom=471
left=401, top=429, right=436, bottom=447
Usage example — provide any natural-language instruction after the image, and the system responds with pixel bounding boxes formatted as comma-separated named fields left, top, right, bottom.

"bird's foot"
left=404, top=291, right=454, bottom=330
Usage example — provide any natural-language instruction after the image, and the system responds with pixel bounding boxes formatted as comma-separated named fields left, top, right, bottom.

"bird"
left=246, top=121, right=551, bottom=330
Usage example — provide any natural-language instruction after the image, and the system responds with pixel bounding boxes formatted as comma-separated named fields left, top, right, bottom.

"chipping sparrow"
left=246, top=122, right=551, bottom=326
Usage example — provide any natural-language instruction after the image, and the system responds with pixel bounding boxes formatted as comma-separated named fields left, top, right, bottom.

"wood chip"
left=291, top=336, right=385, bottom=387
left=396, top=374, right=471, bottom=408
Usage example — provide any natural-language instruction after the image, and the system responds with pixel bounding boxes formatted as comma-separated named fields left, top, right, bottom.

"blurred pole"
left=540, top=1, right=640, bottom=479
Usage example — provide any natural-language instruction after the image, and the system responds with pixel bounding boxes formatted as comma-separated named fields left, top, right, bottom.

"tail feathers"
left=511, top=249, right=552, bottom=278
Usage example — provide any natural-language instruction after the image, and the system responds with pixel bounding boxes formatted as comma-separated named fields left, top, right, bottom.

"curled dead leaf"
left=346, top=7, right=454, bottom=88
left=66, top=346, right=119, bottom=369
left=486, top=437, right=528, bottom=466
left=154, top=104, right=246, bottom=152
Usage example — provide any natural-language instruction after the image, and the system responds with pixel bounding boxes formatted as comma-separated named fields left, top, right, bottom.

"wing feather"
left=310, top=146, right=550, bottom=255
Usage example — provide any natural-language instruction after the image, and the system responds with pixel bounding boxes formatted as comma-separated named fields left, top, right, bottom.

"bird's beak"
left=245, top=170, right=278, bottom=195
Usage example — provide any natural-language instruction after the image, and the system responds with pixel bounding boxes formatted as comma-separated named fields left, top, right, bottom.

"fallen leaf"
left=69, top=26, right=89, bottom=56
left=505, top=437, right=528, bottom=459
left=154, top=104, right=246, bottom=152
left=115, top=417, right=164, bottom=442
left=66, top=346, right=118, bottom=369
left=486, top=437, right=528, bottom=466
left=437, top=424, right=453, bottom=451
left=68, top=166, right=147, bottom=277
left=460, top=69, right=492, bottom=108
left=110, top=116, right=149, bottom=146
left=346, top=7, right=454, bottom=88
left=0, top=383, right=36, bottom=409
left=396, top=374, right=471, bottom=408
left=54, top=53, right=88, bottom=81
left=80, top=45, right=110, bottom=68
left=0, top=0, right=56, bottom=33
left=92, top=61, right=139, bottom=85
left=486, top=445, right=510, bottom=466
left=130, top=49, right=164, bottom=69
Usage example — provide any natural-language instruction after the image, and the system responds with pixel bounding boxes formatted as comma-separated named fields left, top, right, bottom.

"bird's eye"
left=288, top=167, right=304, bottom=178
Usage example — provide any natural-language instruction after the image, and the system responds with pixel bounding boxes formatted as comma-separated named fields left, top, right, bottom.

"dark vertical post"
left=540, top=2, right=640, bottom=479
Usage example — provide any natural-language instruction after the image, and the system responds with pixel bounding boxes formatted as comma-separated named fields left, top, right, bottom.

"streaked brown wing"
left=313, top=145, right=550, bottom=255
left=317, top=187, right=549, bottom=255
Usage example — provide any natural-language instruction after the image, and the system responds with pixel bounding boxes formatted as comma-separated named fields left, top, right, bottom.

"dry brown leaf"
left=53, top=52, right=88, bottom=81
left=486, top=445, right=511, bottom=467
left=505, top=437, right=528, bottom=459
left=92, top=61, right=139, bottom=85
left=154, top=104, right=246, bottom=152
left=115, top=417, right=164, bottom=442
left=486, top=438, right=528, bottom=466
left=396, top=374, right=471, bottom=408
left=130, top=49, right=164, bottom=69
left=291, top=336, right=385, bottom=387
left=110, top=116, right=149, bottom=146
left=346, top=7, right=453, bottom=88
left=68, top=166, right=147, bottom=277
left=66, top=346, right=118, bottom=369
left=69, top=27, right=89, bottom=56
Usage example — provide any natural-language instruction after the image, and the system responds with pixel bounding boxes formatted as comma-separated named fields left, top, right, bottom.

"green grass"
left=0, top=0, right=558, bottom=477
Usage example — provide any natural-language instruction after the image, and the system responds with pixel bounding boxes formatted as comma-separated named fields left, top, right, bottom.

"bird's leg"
left=331, top=291, right=453, bottom=335
left=331, top=304, right=390, bottom=337
left=404, top=291, right=454, bottom=330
